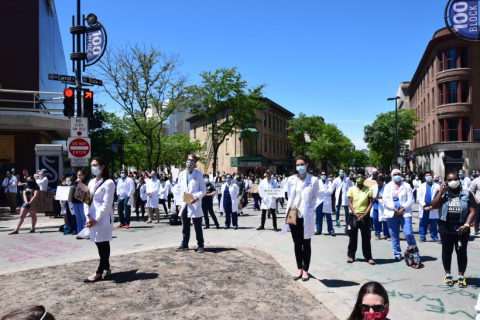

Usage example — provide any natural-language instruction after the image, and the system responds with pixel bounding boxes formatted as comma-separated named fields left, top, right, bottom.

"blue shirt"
left=373, top=184, right=383, bottom=210
left=424, top=183, right=432, bottom=211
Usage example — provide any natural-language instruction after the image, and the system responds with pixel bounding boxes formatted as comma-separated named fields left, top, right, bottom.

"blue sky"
left=55, top=0, right=448, bottom=149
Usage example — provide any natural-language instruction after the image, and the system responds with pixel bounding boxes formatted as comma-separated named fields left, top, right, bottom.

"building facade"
left=187, top=98, right=295, bottom=175
left=407, top=27, right=480, bottom=177
left=168, top=107, right=191, bottom=136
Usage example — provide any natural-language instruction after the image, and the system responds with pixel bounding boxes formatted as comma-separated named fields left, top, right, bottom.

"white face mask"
left=448, top=180, right=460, bottom=189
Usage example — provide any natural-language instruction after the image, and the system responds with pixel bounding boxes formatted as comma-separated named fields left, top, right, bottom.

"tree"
left=344, top=150, right=370, bottom=169
left=94, top=44, right=189, bottom=171
left=158, top=134, right=205, bottom=169
left=186, top=67, right=265, bottom=176
left=287, top=113, right=325, bottom=156
left=364, top=109, right=419, bottom=171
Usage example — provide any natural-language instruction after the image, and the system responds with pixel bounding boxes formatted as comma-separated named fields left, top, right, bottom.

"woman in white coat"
left=158, top=177, right=169, bottom=216
left=383, top=169, right=417, bottom=261
left=314, top=172, right=335, bottom=236
left=256, top=170, right=279, bottom=231
left=220, top=174, right=240, bottom=229
left=82, top=157, right=115, bottom=283
left=146, top=171, right=160, bottom=224
left=371, top=175, right=390, bottom=240
left=281, top=155, right=320, bottom=281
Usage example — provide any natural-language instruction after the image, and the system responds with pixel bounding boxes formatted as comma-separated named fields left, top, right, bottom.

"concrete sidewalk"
left=0, top=203, right=479, bottom=320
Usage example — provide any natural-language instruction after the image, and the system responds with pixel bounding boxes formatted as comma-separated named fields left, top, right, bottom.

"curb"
left=0, top=225, right=62, bottom=233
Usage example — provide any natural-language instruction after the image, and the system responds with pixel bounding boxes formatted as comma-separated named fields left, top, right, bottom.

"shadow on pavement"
left=204, top=247, right=237, bottom=253
left=111, top=269, right=159, bottom=283
left=317, top=278, right=361, bottom=288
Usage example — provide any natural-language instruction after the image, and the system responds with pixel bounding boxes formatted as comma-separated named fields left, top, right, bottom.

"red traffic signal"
left=84, top=91, right=93, bottom=99
left=63, top=88, right=74, bottom=98
left=63, top=88, right=75, bottom=117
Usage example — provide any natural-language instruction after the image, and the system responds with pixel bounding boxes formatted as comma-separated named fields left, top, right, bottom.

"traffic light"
left=63, top=88, right=75, bottom=117
left=83, top=90, right=93, bottom=117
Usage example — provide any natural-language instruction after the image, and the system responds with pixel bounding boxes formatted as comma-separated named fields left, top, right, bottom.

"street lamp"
left=387, top=96, right=401, bottom=168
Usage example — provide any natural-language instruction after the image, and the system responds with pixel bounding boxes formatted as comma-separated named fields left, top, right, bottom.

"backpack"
left=169, top=214, right=182, bottom=226
left=404, top=245, right=423, bottom=269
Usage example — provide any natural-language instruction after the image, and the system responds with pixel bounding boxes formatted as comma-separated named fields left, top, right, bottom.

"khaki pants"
left=5, top=192, right=16, bottom=212
left=147, top=207, right=159, bottom=221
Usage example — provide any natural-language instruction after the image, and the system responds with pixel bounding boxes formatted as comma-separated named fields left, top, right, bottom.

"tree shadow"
left=110, top=269, right=158, bottom=283
left=204, top=247, right=238, bottom=253
left=313, top=277, right=361, bottom=288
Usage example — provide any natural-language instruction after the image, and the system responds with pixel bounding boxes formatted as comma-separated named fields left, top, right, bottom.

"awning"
left=238, top=128, right=259, bottom=139
left=270, top=158, right=282, bottom=165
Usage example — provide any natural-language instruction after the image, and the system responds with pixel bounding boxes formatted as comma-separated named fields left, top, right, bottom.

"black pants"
left=347, top=217, right=372, bottom=260
left=95, top=241, right=110, bottom=274
left=474, top=208, right=480, bottom=233
left=260, top=209, right=277, bottom=229
left=241, top=193, right=248, bottom=208
left=202, top=199, right=219, bottom=227
left=440, top=231, right=469, bottom=273
left=290, top=217, right=311, bottom=271
left=135, top=198, right=145, bottom=218
left=159, top=199, right=168, bottom=215
left=167, top=194, right=174, bottom=210
left=285, top=192, right=288, bottom=201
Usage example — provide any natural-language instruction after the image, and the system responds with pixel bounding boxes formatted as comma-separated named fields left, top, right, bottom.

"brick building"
left=407, top=27, right=480, bottom=176
left=187, top=98, right=295, bottom=175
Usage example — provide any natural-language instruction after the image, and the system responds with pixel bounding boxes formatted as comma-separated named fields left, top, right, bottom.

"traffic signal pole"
left=76, top=0, right=82, bottom=117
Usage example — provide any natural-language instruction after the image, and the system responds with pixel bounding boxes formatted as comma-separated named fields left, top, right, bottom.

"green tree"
left=344, top=150, right=370, bottom=169
left=159, top=134, right=205, bottom=169
left=287, top=113, right=325, bottom=157
left=186, top=67, right=265, bottom=176
left=364, top=109, right=419, bottom=170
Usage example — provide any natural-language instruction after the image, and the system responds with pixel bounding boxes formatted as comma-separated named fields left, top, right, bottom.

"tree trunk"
left=212, top=147, right=218, bottom=177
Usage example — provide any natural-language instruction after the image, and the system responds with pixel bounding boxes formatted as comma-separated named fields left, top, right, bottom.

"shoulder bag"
left=286, top=191, right=302, bottom=226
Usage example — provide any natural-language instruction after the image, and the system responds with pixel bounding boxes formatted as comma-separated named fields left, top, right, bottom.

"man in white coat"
left=35, top=170, right=49, bottom=191
left=175, top=154, right=207, bottom=253
left=315, top=171, right=335, bottom=236
left=332, top=169, right=353, bottom=228
left=3, top=170, right=17, bottom=212
left=146, top=171, right=161, bottom=224
left=412, top=175, right=422, bottom=204
left=417, top=171, right=441, bottom=243
left=459, top=169, right=471, bottom=190
left=116, top=169, right=135, bottom=229
left=256, top=170, right=279, bottom=231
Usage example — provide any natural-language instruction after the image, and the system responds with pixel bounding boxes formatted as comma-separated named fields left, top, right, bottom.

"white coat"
left=172, top=184, right=181, bottom=205
left=219, top=183, right=239, bottom=213
left=36, top=176, right=48, bottom=191
left=315, top=179, right=334, bottom=213
left=175, top=169, right=206, bottom=218
left=2, top=176, right=17, bottom=193
left=461, top=177, right=472, bottom=190
left=158, top=182, right=169, bottom=200
left=116, top=177, right=135, bottom=206
left=259, top=177, right=278, bottom=210
left=333, top=176, right=353, bottom=206
left=413, top=178, right=422, bottom=190
left=146, top=178, right=160, bottom=208
left=371, top=183, right=387, bottom=222
left=83, top=178, right=115, bottom=243
left=139, top=184, right=147, bottom=201
left=417, top=182, right=440, bottom=219
left=280, top=173, right=320, bottom=239
left=383, top=181, right=414, bottom=218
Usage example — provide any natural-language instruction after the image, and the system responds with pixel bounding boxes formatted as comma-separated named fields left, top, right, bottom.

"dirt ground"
left=0, top=246, right=336, bottom=320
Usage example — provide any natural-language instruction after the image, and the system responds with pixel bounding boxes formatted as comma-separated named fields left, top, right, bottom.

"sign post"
left=70, top=117, right=89, bottom=137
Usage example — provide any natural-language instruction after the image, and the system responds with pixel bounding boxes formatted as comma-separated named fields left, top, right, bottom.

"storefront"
left=231, top=156, right=288, bottom=176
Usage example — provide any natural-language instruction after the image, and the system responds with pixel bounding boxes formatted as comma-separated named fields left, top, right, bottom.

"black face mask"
left=27, top=181, right=35, bottom=188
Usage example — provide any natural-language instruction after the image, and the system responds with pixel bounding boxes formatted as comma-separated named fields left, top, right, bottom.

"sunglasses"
left=359, top=304, right=387, bottom=312
left=447, top=178, right=459, bottom=182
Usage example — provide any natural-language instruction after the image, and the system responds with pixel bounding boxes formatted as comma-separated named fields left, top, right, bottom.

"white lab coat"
left=333, top=176, right=353, bottom=206
left=166, top=180, right=173, bottom=194
left=158, top=182, right=169, bottom=200
left=146, top=178, right=160, bottom=208
left=413, top=178, right=422, bottom=190
left=383, top=181, right=414, bottom=218
left=371, top=183, right=387, bottom=222
left=83, top=178, right=115, bottom=243
left=417, top=182, right=440, bottom=219
left=175, top=169, right=206, bottom=218
left=259, top=177, right=278, bottom=210
left=2, top=176, right=17, bottom=193
left=219, top=183, right=239, bottom=213
left=461, top=177, right=472, bottom=190
left=280, top=173, right=320, bottom=239
left=172, top=184, right=181, bottom=205
left=36, top=176, right=48, bottom=191
left=139, top=184, right=147, bottom=201
left=116, top=177, right=135, bottom=206
left=315, top=179, right=334, bottom=213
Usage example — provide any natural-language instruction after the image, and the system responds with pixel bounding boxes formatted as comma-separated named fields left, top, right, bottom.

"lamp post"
left=112, top=132, right=137, bottom=170
left=387, top=96, right=401, bottom=168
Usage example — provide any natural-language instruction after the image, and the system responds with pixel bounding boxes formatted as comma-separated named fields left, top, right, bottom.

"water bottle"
left=63, top=225, right=67, bottom=235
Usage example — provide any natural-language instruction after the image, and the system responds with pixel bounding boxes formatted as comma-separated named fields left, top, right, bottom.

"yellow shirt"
left=347, top=185, right=372, bottom=214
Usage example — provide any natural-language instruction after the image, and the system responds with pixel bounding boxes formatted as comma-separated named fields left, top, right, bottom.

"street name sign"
left=82, top=76, right=103, bottom=86
left=67, top=138, right=91, bottom=159
left=70, top=117, right=89, bottom=137
left=71, top=158, right=89, bottom=167
left=48, top=74, right=76, bottom=82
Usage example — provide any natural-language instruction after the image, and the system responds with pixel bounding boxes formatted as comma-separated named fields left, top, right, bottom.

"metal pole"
left=120, top=136, right=124, bottom=170
left=394, top=98, right=398, bottom=167
left=76, top=0, right=82, bottom=117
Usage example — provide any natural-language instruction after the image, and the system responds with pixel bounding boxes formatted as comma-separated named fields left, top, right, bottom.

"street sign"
left=82, top=76, right=103, bottom=86
left=70, top=117, right=89, bottom=137
left=111, top=143, right=119, bottom=154
left=71, top=158, right=89, bottom=167
left=48, top=74, right=76, bottom=82
left=67, top=138, right=91, bottom=159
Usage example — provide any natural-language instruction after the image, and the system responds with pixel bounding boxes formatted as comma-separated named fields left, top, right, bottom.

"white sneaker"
left=26, top=213, right=31, bottom=217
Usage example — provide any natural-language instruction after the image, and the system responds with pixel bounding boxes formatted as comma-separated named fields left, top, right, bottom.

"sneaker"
left=347, top=257, right=354, bottom=263
left=176, top=245, right=188, bottom=252
left=326, top=232, right=336, bottom=237
left=374, top=236, right=379, bottom=241
left=125, top=225, right=130, bottom=229
left=146, top=220, right=152, bottom=224
left=419, top=238, right=426, bottom=243
left=386, top=237, right=391, bottom=241
left=256, top=226, right=265, bottom=230
left=204, top=226, right=210, bottom=229
left=368, top=259, right=376, bottom=265
left=234, top=226, right=238, bottom=230
left=434, top=240, right=442, bottom=244
left=116, top=224, right=124, bottom=228
left=444, top=274, right=454, bottom=286
left=315, top=231, right=322, bottom=235
left=336, top=220, right=340, bottom=228
left=197, top=247, right=205, bottom=253
left=457, top=276, right=467, bottom=288
left=394, top=256, right=402, bottom=262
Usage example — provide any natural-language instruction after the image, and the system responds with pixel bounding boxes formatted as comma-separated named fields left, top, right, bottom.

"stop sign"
left=68, top=138, right=91, bottom=159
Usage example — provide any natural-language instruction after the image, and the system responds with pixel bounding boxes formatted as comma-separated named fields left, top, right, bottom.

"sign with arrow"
left=48, top=74, right=76, bottom=82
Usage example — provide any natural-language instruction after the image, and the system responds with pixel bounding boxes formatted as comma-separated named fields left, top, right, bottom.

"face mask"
left=204, top=178, right=209, bottom=183
left=434, top=179, right=439, bottom=183
left=415, top=177, right=418, bottom=180
left=459, top=172, right=463, bottom=176
left=66, top=181, right=72, bottom=186
left=361, top=308, right=389, bottom=320
left=321, top=175, right=326, bottom=180
left=61, top=181, right=66, bottom=185
left=186, top=160, right=194, bottom=168
left=91, top=166, right=101, bottom=175
left=226, top=178, right=231, bottom=183
left=393, top=176, right=402, bottom=183
left=438, top=179, right=443, bottom=183
left=406, top=177, right=410, bottom=181
left=339, top=172, right=344, bottom=177
left=23, top=173, right=28, bottom=176
left=356, top=177, right=364, bottom=184
left=426, top=176, right=433, bottom=182
left=448, top=180, right=460, bottom=189
left=6, top=174, right=10, bottom=178
left=296, top=166, right=306, bottom=174
left=27, top=181, right=35, bottom=188
left=121, top=173, right=125, bottom=178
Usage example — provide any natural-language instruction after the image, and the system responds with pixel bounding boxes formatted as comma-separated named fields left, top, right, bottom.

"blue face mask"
left=296, top=166, right=306, bottom=174
left=91, top=166, right=101, bottom=175
left=426, top=176, right=433, bottom=182
left=121, top=173, right=125, bottom=178
left=226, top=178, right=231, bottom=183
left=393, top=176, right=402, bottom=183
left=339, top=172, right=344, bottom=176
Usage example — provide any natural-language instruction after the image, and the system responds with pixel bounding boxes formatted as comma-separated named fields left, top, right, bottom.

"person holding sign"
left=220, top=174, right=240, bottom=229
left=175, top=154, right=206, bottom=253
left=9, top=176, right=40, bottom=235
left=257, top=170, right=279, bottom=231
left=83, top=157, right=115, bottom=283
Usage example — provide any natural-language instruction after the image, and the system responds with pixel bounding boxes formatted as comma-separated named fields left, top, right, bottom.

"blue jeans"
left=413, top=190, right=417, bottom=203
left=65, top=206, right=77, bottom=234
left=387, top=216, right=417, bottom=258
left=72, top=203, right=86, bottom=234
left=419, top=210, right=439, bottom=241
left=181, top=207, right=204, bottom=247
left=117, top=198, right=131, bottom=225
left=315, top=203, right=333, bottom=233
left=372, top=209, right=390, bottom=238
left=335, top=203, right=349, bottom=223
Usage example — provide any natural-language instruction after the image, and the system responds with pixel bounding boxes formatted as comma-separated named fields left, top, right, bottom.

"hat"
left=391, top=169, right=401, bottom=178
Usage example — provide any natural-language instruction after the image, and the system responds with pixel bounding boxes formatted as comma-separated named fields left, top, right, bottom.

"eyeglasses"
left=447, top=178, right=459, bottom=182
left=359, top=304, right=387, bottom=312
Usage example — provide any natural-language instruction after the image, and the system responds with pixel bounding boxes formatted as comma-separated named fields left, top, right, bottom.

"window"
left=264, top=138, right=267, bottom=152
left=438, top=47, right=468, bottom=72
left=276, top=119, right=279, bottom=131
left=273, top=139, right=275, bottom=153
left=269, top=139, right=271, bottom=152
left=226, top=138, right=229, bottom=155
left=264, top=114, right=267, bottom=127
left=269, top=115, right=271, bottom=128
left=439, top=117, right=469, bottom=142
left=277, top=141, right=279, bottom=153
left=193, top=126, right=196, bottom=139
left=243, top=139, right=257, bottom=156
left=438, top=81, right=469, bottom=105
left=203, top=124, right=207, bottom=132
left=273, top=116, right=275, bottom=130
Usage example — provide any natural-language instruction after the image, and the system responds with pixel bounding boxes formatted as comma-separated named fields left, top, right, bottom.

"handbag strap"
left=92, top=179, right=107, bottom=199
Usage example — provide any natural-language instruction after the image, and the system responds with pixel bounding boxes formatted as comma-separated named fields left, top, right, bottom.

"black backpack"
left=169, top=213, right=182, bottom=225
